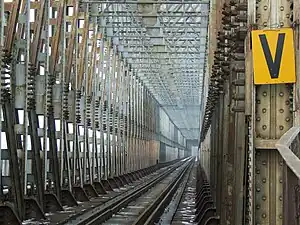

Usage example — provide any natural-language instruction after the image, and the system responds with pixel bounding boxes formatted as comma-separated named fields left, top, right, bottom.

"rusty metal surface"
left=199, top=0, right=300, bottom=225
left=200, top=1, right=248, bottom=224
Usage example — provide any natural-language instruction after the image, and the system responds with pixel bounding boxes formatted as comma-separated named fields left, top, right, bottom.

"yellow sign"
left=251, top=28, right=296, bottom=84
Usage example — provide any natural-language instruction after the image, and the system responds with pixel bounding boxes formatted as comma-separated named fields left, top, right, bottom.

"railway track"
left=62, top=158, right=194, bottom=225
left=159, top=162, right=196, bottom=225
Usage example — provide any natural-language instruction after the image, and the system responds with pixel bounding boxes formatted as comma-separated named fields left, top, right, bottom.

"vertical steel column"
left=135, top=76, right=139, bottom=170
left=216, top=91, right=224, bottom=217
left=141, top=84, right=144, bottom=168
left=59, top=0, right=67, bottom=188
left=28, top=0, right=48, bottom=208
left=73, top=18, right=82, bottom=187
left=1, top=4, right=22, bottom=198
left=105, top=39, right=112, bottom=178
left=94, top=32, right=103, bottom=182
left=82, top=12, right=89, bottom=185
left=120, top=58, right=127, bottom=176
left=124, top=65, right=129, bottom=173
left=102, top=39, right=109, bottom=179
left=85, top=16, right=95, bottom=186
left=295, top=0, right=300, bottom=126
left=133, top=71, right=137, bottom=171
left=221, top=77, right=230, bottom=224
left=113, top=55, right=120, bottom=177
left=137, top=80, right=141, bottom=170
left=70, top=2, right=77, bottom=188
left=0, top=0, right=4, bottom=196
left=116, top=58, right=123, bottom=176
left=110, top=45, right=117, bottom=178
left=43, top=0, right=50, bottom=192
left=23, top=0, right=30, bottom=196
left=136, top=80, right=139, bottom=170
left=232, top=1, right=247, bottom=220
left=103, top=39, right=108, bottom=179
left=152, top=95, right=155, bottom=165
left=48, top=0, right=67, bottom=201
left=141, top=85, right=146, bottom=167
left=75, top=10, right=89, bottom=188
left=253, top=1, right=292, bottom=224
left=98, top=35, right=105, bottom=179
left=122, top=61, right=128, bottom=174
left=210, top=110, right=216, bottom=197
left=126, top=65, right=131, bottom=173
left=287, top=2, right=300, bottom=223
left=132, top=73, right=136, bottom=171
left=129, top=69, right=134, bottom=172
left=1, top=0, right=25, bottom=209
left=90, top=19, right=99, bottom=184
left=246, top=0, right=256, bottom=224
left=144, top=88, right=148, bottom=167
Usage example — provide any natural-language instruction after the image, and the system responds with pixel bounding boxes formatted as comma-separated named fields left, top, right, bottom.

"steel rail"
left=132, top=158, right=194, bottom=225
left=160, top=160, right=195, bottom=224
left=61, top=158, right=192, bottom=225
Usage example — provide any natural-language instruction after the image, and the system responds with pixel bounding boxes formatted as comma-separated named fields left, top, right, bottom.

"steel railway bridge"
left=0, top=0, right=299, bottom=225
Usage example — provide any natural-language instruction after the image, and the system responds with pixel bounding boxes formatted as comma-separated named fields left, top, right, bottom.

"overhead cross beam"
left=92, top=0, right=208, bottom=139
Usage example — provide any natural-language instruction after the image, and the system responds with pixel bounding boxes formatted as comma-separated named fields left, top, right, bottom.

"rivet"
left=262, top=108, right=267, bottom=113
left=263, top=92, right=267, bottom=96
left=257, top=100, right=261, bottom=104
left=256, top=117, right=261, bottom=121
left=286, top=117, right=290, bottom=122
left=279, top=125, right=284, bottom=130
left=263, top=22, right=268, bottom=27
left=279, top=179, right=283, bottom=183
left=256, top=169, right=260, bottom=174
left=286, top=101, right=290, bottom=105
left=279, top=196, right=283, bottom=201
left=262, top=196, right=267, bottom=201
left=256, top=187, right=261, bottom=192
left=279, top=109, right=284, bottom=113
left=256, top=204, right=261, bottom=209
left=286, top=14, right=290, bottom=19
left=279, top=215, right=283, bottom=219
left=279, top=92, right=284, bottom=97
left=262, top=161, right=267, bottom=165
left=280, top=22, right=284, bottom=27
left=264, top=5, right=268, bottom=10
left=262, top=213, right=267, bottom=218
left=280, top=6, right=284, bottom=11
left=257, top=14, right=261, bottom=19
left=262, top=125, right=267, bottom=130
left=279, top=161, right=283, bottom=166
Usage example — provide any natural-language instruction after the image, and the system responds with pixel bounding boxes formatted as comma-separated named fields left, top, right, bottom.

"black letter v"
left=259, top=33, right=285, bottom=79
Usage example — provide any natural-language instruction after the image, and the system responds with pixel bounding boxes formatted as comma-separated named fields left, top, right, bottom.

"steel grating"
left=84, top=0, right=210, bottom=139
